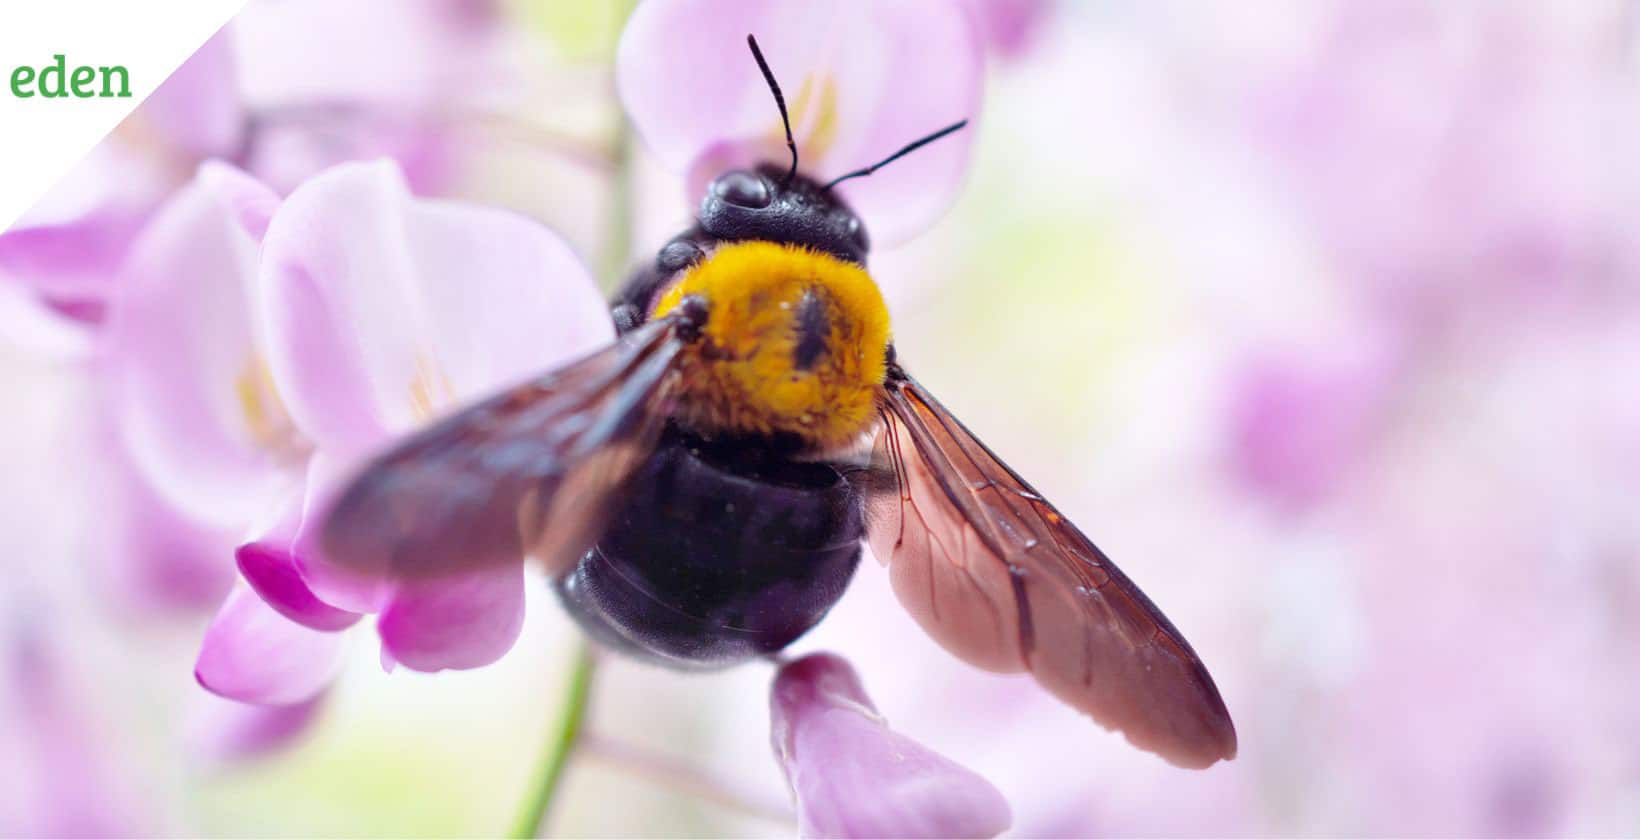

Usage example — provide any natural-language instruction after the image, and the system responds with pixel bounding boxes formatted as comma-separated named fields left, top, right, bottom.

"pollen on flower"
left=408, top=354, right=456, bottom=422
left=779, top=75, right=839, bottom=162
left=235, top=356, right=302, bottom=457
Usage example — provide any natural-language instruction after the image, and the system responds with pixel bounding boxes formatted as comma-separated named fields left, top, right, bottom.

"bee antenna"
left=746, top=34, right=799, bottom=186
left=822, top=120, right=970, bottom=191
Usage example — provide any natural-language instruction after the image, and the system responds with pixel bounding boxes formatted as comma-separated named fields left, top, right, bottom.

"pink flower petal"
left=105, top=165, right=298, bottom=529
left=197, top=160, right=282, bottom=241
left=771, top=653, right=1011, bottom=839
left=246, top=115, right=462, bottom=198
left=617, top=0, right=982, bottom=246
left=236, top=491, right=361, bottom=632
left=967, top=0, right=1052, bottom=59
left=289, top=455, right=394, bottom=615
left=96, top=409, right=236, bottom=614
left=0, top=211, right=147, bottom=303
left=1226, top=335, right=1402, bottom=509
left=195, top=587, right=346, bottom=705
left=0, top=285, right=96, bottom=363
left=0, top=143, right=168, bottom=306
left=256, top=160, right=611, bottom=458
left=186, top=690, right=327, bottom=762
left=377, top=562, right=525, bottom=673
left=3, top=631, right=147, bottom=836
left=4, top=377, right=231, bottom=618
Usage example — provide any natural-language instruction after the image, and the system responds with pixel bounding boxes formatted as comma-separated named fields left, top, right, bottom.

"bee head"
left=699, top=165, right=870, bottom=264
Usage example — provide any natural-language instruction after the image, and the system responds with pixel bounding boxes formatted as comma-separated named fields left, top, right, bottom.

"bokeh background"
left=4, top=0, right=1639, bottom=836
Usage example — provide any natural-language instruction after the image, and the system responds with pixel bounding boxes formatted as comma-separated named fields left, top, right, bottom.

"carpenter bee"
left=321, top=36, right=1236, bottom=768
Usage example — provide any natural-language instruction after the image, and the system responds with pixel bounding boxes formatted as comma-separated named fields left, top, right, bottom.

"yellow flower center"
left=234, top=356, right=306, bottom=461
left=777, top=74, right=840, bottom=163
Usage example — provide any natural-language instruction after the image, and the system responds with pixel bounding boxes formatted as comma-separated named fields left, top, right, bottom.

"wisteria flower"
left=1230, top=1, right=1640, bottom=336
left=85, top=407, right=238, bottom=615
left=184, top=690, right=329, bottom=763
left=1197, top=1, right=1640, bottom=513
left=0, top=628, right=143, bottom=837
left=0, top=0, right=504, bottom=344
left=105, top=158, right=611, bottom=709
left=771, top=653, right=1011, bottom=839
left=0, top=2, right=515, bottom=661
left=0, top=140, right=186, bottom=339
left=1224, top=329, right=1403, bottom=511
left=966, top=0, right=1053, bottom=60
left=40, top=0, right=1006, bottom=827
left=0, top=25, right=244, bottom=335
left=616, top=0, right=983, bottom=245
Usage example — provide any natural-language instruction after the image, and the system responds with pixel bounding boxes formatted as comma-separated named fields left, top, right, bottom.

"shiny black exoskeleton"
left=553, top=167, right=875, bottom=669
left=553, top=427, right=866, bottom=668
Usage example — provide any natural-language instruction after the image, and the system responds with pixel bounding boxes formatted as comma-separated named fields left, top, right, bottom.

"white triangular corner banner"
left=0, top=1, right=246, bottom=231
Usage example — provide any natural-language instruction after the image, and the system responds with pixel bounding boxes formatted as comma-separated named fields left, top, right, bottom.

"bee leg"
left=611, top=302, right=643, bottom=334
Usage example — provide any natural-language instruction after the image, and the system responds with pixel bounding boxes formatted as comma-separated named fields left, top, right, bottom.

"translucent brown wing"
left=319, top=317, right=682, bottom=582
left=866, top=365, right=1237, bottom=768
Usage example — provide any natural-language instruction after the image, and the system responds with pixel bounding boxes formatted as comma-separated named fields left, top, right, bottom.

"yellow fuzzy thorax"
left=651, top=241, right=890, bottom=449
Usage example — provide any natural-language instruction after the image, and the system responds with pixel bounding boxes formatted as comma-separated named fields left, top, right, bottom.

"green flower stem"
left=510, top=643, right=598, bottom=839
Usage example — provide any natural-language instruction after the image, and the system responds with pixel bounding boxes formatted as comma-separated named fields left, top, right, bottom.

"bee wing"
left=865, top=368, right=1237, bottom=768
left=319, top=317, right=682, bottom=582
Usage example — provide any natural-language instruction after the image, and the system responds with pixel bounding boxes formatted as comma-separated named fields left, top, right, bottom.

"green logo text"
left=10, top=55, right=131, bottom=99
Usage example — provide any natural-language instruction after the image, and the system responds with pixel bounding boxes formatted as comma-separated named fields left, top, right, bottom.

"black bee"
left=321, top=36, right=1236, bottom=768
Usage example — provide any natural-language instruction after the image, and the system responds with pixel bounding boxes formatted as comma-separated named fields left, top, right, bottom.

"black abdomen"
left=554, top=427, right=864, bottom=669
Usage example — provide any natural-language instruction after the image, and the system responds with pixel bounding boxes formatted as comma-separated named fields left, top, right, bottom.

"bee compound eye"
left=712, top=171, right=772, bottom=209
left=843, top=214, right=869, bottom=254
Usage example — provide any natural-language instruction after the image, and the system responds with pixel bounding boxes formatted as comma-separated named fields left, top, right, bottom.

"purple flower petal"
left=377, top=562, right=525, bottom=672
left=105, top=164, right=300, bottom=530
left=186, top=690, right=327, bottom=762
left=195, top=587, right=346, bottom=705
left=256, top=160, right=612, bottom=459
left=771, top=653, right=1011, bottom=839
left=617, top=0, right=982, bottom=245
left=236, top=492, right=361, bottom=632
